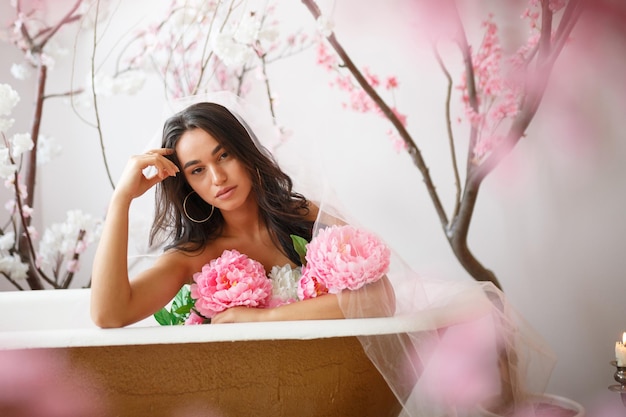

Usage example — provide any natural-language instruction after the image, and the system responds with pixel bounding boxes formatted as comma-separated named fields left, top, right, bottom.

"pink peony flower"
left=184, top=310, right=206, bottom=325
left=297, top=267, right=329, bottom=300
left=190, top=250, right=272, bottom=318
left=304, top=225, right=390, bottom=292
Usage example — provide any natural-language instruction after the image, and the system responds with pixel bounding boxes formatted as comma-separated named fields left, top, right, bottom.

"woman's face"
left=176, top=128, right=253, bottom=212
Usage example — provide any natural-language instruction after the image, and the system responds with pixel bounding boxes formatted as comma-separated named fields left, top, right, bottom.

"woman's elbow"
left=90, top=305, right=127, bottom=329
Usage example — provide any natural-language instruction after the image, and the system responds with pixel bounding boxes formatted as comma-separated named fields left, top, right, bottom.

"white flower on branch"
left=170, top=0, right=218, bottom=28
left=4, top=200, right=32, bottom=218
left=0, top=84, right=20, bottom=117
left=316, top=15, right=334, bottom=38
left=0, top=118, right=15, bottom=133
left=0, top=149, right=17, bottom=179
left=10, top=63, right=31, bottom=80
left=10, top=133, right=33, bottom=158
left=37, top=210, right=102, bottom=270
left=36, top=135, right=62, bottom=166
left=0, top=232, right=15, bottom=251
left=91, top=70, right=147, bottom=97
left=213, top=33, right=255, bottom=67
left=0, top=254, right=29, bottom=281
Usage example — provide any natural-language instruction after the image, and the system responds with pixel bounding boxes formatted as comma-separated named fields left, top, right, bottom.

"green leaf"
left=172, top=285, right=191, bottom=310
left=154, top=308, right=173, bottom=326
left=154, top=285, right=197, bottom=326
left=174, top=304, right=192, bottom=315
left=290, top=234, right=309, bottom=266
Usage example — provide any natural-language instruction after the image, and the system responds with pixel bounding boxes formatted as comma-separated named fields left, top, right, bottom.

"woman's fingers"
left=135, top=149, right=180, bottom=179
left=115, top=149, right=180, bottom=201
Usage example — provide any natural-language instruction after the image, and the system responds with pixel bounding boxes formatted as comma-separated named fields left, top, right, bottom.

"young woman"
left=90, top=102, right=394, bottom=328
left=90, top=99, right=552, bottom=417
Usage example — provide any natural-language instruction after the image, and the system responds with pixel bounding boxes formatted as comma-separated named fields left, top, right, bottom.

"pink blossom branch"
left=11, top=170, right=56, bottom=289
left=192, top=0, right=236, bottom=95
left=448, top=0, right=584, bottom=291
left=61, top=230, right=85, bottom=289
left=300, top=0, right=450, bottom=231
left=35, top=1, right=83, bottom=48
left=11, top=0, right=92, bottom=288
left=14, top=61, right=48, bottom=290
left=471, top=0, right=585, bottom=186
left=301, top=0, right=502, bottom=289
left=447, top=1, right=481, bottom=171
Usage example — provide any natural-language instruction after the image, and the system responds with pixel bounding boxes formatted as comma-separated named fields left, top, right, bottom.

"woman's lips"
left=215, top=186, right=236, bottom=200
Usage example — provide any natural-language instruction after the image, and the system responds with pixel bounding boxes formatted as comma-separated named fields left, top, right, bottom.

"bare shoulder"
left=305, top=200, right=320, bottom=222
left=305, top=201, right=347, bottom=226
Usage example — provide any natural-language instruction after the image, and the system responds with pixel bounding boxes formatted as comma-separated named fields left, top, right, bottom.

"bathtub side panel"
left=62, top=337, right=401, bottom=417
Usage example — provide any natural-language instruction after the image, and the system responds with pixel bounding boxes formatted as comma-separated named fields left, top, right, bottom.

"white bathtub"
left=0, top=288, right=447, bottom=417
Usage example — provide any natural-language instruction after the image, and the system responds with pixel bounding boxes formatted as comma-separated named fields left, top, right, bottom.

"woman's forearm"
left=266, top=277, right=396, bottom=321
left=90, top=194, right=133, bottom=327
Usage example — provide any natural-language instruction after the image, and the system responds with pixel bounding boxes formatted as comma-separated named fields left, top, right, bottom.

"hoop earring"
left=183, top=191, right=214, bottom=223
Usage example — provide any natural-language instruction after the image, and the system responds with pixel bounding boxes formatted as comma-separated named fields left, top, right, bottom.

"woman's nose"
left=209, top=166, right=226, bottom=184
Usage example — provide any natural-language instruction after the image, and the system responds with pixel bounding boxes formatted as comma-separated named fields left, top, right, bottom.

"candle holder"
left=609, top=361, right=626, bottom=407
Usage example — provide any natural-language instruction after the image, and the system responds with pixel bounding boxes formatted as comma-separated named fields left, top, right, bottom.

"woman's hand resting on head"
left=114, top=148, right=180, bottom=203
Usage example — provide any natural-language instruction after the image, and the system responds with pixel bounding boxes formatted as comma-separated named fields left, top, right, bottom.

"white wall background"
left=1, top=0, right=625, bottom=412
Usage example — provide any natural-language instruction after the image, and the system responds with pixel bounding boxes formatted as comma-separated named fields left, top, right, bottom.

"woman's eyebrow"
left=210, top=144, right=223, bottom=156
left=182, top=145, right=223, bottom=170
left=183, top=160, right=200, bottom=170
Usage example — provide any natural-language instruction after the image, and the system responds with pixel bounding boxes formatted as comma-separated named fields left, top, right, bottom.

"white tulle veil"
left=136, top=91, right=556, bottom=417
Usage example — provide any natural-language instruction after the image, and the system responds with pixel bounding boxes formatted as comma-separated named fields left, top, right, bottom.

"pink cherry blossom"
left=190, top=249, right=272, bottom=318
left=304, top=225, right=390, bottom=292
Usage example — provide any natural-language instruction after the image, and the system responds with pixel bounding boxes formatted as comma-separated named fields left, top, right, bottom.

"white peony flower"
left=0, top=232, right=15, bottom=251
left=268, top=264, right=301, bottom=303
left=0, top=84, right=20, bottom=116
left=0, top=148, right=17, bottom=179
left=10, top=133, right=33, bottom=158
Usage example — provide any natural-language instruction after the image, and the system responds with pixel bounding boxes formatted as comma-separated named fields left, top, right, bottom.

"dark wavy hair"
left=149, top=102, right=313, bottom=265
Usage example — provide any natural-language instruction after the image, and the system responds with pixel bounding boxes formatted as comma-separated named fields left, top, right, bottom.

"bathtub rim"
left=0, top=314, right=439, bottom=350
left=1, top=283, right=490, bottom=350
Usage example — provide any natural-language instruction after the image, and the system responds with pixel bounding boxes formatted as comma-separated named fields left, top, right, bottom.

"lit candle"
left=616, top=332, right=626, bottom=367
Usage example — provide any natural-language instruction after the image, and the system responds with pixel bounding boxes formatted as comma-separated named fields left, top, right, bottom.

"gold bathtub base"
left=53, top=336, right=400, bottom=417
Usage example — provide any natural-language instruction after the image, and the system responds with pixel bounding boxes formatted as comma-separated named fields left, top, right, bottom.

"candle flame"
left=623, top=332, right=626, bottom=344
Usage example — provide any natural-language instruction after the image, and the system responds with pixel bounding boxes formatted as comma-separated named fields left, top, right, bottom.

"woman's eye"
left=191, top=167, right=203, bottom=175
left=218, top=151, right=229, bottom=161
